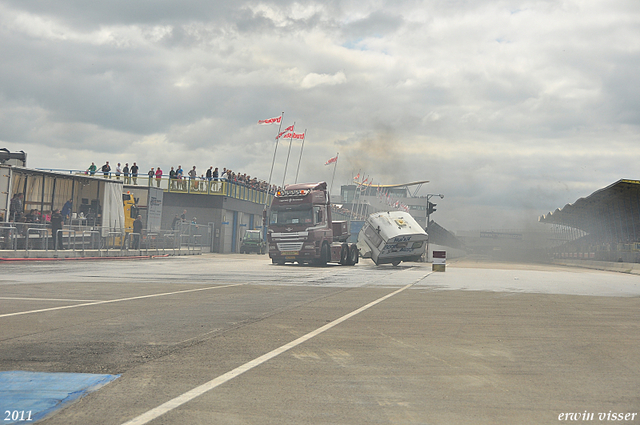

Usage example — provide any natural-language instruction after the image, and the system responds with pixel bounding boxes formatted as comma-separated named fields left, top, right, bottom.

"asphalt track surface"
left=1, top=254, right=639, bottom=424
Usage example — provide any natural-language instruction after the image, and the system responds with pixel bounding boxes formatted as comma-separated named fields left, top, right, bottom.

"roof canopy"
left=539, top=179, right=640, bottom=243
left=356, top=180, right=430, bottom=189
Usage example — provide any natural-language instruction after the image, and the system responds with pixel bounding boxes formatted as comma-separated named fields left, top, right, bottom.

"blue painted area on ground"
left=0, top=371, right=119, bottom=424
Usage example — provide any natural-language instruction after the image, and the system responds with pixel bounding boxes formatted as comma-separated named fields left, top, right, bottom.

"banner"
left=257, top=116, right=282, bottom=125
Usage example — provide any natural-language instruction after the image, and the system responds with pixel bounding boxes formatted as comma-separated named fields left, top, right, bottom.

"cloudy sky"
left=1, top=0, right=639, bottom=231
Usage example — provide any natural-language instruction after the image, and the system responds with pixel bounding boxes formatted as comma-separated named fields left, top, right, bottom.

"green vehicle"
left=240, top=229, right=266, bottom=254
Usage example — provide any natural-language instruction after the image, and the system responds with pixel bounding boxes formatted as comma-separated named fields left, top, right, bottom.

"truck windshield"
left=270, top=204, right=313, bottom=225
left=244, top=232, right=260, bottom=240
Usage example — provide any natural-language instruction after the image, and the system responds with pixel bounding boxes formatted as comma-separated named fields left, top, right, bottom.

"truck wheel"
left=392, top=260, right=401, bottom=267
left=348, top=244, right=359, bottom=265
left=340, top=244, right=349, bottom=265
left=315, top=243, right=329, bottom=266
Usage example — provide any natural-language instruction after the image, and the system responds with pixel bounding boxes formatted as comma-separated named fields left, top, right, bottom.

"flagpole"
left=281, top=122, right=295, bottom=187
left=355, top=178, right=363, bottom=219
left=348, top=170, right=360, bottom=223
left=329, top=152, right=338, bottom=195
left=356, top=175, right=368, bottom=218
left=264, top=112, right=284, bottom=215
left=294, top=129, right=307, bottom=184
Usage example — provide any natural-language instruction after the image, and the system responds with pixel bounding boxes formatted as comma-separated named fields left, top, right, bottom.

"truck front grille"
left=277, top=242, right=304, bottom=251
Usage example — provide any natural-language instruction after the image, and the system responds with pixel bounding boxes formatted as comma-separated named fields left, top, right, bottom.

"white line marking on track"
left=120, top=273, right=431, bottom=425
left=0, top=296, right=101, bottom=302
left=0, top=284, right=243, bottom=319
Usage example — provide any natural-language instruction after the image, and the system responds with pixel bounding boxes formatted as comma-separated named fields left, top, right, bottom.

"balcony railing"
left=70, top=171, right=274, bottom=205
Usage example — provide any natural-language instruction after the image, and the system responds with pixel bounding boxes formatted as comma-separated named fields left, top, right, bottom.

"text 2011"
left=4, top=411, right=33, bottom=422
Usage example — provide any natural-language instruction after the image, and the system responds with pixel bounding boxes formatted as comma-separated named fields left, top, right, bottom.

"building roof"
left=355, top=180, right=430, bottom=189
left=538, top=179, right=640, bottom=239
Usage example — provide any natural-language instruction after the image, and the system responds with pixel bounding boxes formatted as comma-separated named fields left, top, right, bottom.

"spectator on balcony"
left=87, top=162, right=97, bottom=176
left=148, top=167, right=155, bottom=186
left=130, top=162, right=139, bottom=185
left=101, top=161, right=111, bottom=178
left=169, top=166, right=176, bottom=189
left=123, top=163, right=130, bottom=184
left=188, top=166, right=197, bottom=190
left=155, top=166, right=163, bottom=188
left=176, top=165, right=184, bottom=190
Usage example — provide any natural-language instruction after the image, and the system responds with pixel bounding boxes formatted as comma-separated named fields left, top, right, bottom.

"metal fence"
left=0, top=222, right=202, bottom=257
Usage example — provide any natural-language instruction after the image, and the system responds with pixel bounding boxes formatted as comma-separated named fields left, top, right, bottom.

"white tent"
left=101, top=180, right=125, bottom=236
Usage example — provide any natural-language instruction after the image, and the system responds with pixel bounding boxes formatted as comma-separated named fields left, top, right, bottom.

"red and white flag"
left=325, top=155, right=338, bottom=165
left=281, top=132, right=305, bottom=140
left=276, top=126, right=295, bottom=139
left=257, top=116, right=282, bottom=125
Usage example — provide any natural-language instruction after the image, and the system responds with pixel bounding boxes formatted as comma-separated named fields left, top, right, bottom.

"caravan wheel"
left=348, top=244, right=359, bottom=265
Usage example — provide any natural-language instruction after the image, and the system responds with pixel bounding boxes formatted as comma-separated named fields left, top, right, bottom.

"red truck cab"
left=267, top=182, right=358, bottom=266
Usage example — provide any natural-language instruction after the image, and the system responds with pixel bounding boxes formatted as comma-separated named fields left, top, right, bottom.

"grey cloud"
left=340, top=10, right=405, bottom=40
left=2, top=0, right=234, bottom=27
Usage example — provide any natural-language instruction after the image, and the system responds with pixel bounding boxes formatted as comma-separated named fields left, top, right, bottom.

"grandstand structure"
left=539, top=179, right=640, bottom=263
left=339, top=180, right=432, bottom=228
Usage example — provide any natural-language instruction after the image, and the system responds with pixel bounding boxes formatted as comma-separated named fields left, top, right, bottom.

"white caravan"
left=356, top=211, right=428, bottom=266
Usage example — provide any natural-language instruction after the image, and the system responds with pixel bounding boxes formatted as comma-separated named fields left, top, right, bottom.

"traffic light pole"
left=425, top=193, right=444, bottom=262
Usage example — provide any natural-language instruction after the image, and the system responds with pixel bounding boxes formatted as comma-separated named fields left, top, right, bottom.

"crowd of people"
left=86, top=161, right=282, bottom=194
left=8, top=194, right=75, bottom=227
left=5, top=193, right=68, bottom=249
